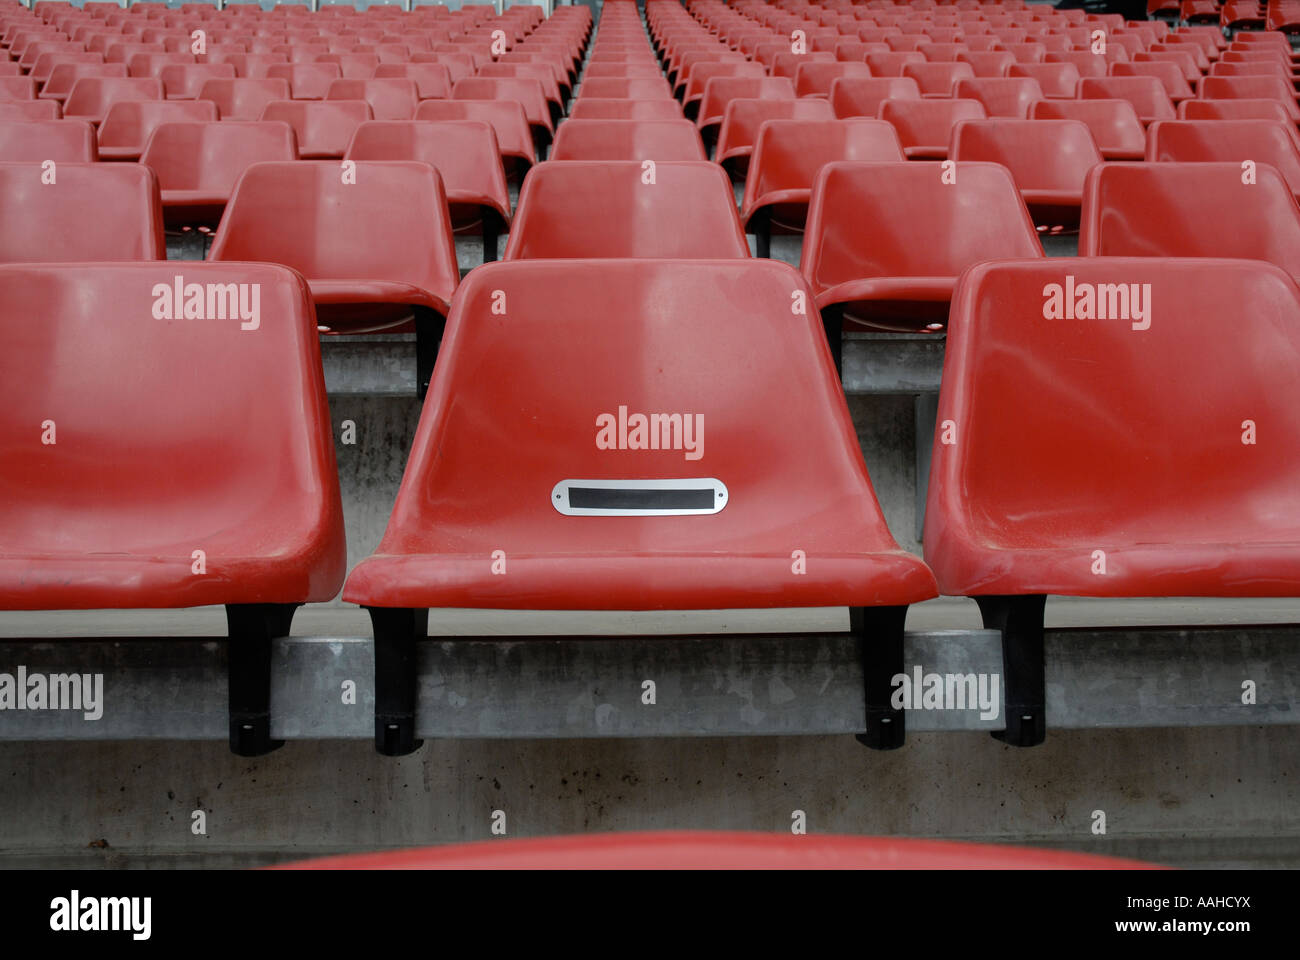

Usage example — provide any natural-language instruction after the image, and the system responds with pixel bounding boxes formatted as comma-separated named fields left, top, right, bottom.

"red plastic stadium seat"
left=325, top=78, right=419, bottom=122
left=579, top=77, right=672, bottom=101
left=0, top=100, right=62, bottom=120
left=949, top=118, right=1103, bottom=229
left=953, top=77, right=1043, bottom=118
left=1078, top=75, right=1176, bottom=124
left=1177, top=98, right=1295, bottom=123
left=716, top=98, right=837, bottom=177
left=97, top=98, right=217, bottom=161
left=695, top=76, right=796, bottom=134
left=265, top=62, right=343, bottom=101
left=925, top=257, right=1300, bottom=745
left=681, top=61, right=763, bottom=117
left=1197, top=74, right=1300, bottom=123
left=794, top=61, right=872, bottom=99
left=0, top=118, right=96, bottom=161
left=865, top=51, right=925, bottom=77
left=801, top=161, right=1042, bottom=338
left=1031, top=99, right=1146, bottom=161
left=342, top=259, right=937, bottom=750
left=957, top=51, right=1016, bottom=78
left=741, top=119, right=905, bottom=254
left=415, top=98, right=536, bottom=172
left=63, top=76, right=163, bottom=124
left=0, top=76, right=36, bottom=101
left=159, top=63, right=236, bottom=100
left=453, top=76, right=553, bottom=143
left=261, top=99, right=372, bottom=159
left=1079, top=162, right=1300, bottom=285
left=830, top=77, right=922, bottom=119
left=550, top=118, right=705, bottom=161
left=0, top=162, right=164, bottom=261
left=1111, top=60, right=1195, bottom=102
left=881, top=98, right=986, bottom=159
left=504, top=161, right=748, bottom=259
left=197, top=77, right=291, bottom=121
left=372, top=63, right=454, bottom=101
left=567, top=98, right=684, bottom=121
left=1147, top=119, right=1300, bottom=199
left=903, top=61, right=975, bottom=97
left=0, top=260, right=346, bottom=756
left=1044, top=51, right=1111, bottom=80
left=284, top=832, right=1156, bottom=870
left=343, top=119, right=511, bottom=255
left=139, top=119, right=299, bottom=225
left=208, top=160, right=459, bottom=396
left=1008, top=62, right=1081, bottom=99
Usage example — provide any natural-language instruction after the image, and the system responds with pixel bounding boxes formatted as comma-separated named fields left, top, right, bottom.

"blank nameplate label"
left=551, top=479, right=729, bottom=516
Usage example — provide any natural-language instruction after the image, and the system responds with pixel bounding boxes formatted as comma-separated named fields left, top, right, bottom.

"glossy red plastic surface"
left=264, top=62, right=342, bottom=101
left=880, top=98, right=985, bottom=159
left=829, top=76, right=922, bottom=119
left=1030, top=98, right=1145, bottom=160
left=415, top=97, right=536, bottom=168
left=952, top=76, right=1043, bottom=117
left=550, top=118, right=704, bottom=161
left=801, top=161, right=1042, bottom=331
left=1079, top=75, right=1176, bottom=123
left=281, top=831, right=1157, bottom=870
left=0, top=261, right=345, bottom=610
left=63, top=75, right=162, bottom=123
left=97, top=98, right=216, bottom=160
left=0, top=117, right=95, bottom=161
left=261, top=98, right=372, bottom=159
left=504, top=161, right=748, bottom=259
left=0, top=162, right=164, bottom=261
left=343, top=259, right=935, bottom=610
left=1146, top=119, right=1300, bottom=198
left=159, top=62, right=235, bottom=100
left=925, top=257, right=1300, bottom=598
left=208, top=160, right=459, bottom=332
left=715, top=97, right=836, bottom=173
left=566, top=98, right=684, bottom=121
left=695, top=76, right=794, bottom=131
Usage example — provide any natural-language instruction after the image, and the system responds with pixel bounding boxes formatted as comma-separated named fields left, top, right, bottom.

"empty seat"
left=0, top=162, right=164, bottom=261
left=453, top=76, right=553, bottom=145
left=830, top=77, right=922, bottom=119
left=97, top=98, right=217, bottom=161
left=953, top=77, right=1043, bottom=118
left=696, top=76, right=795, bottom=135
left=1177, top=98, right=1295, bottom=123
left=567, top=98, right=684, bottom=121
left=208, top=160, right=459, bottom=397
left=265, top=62, right=342, bottom=101
left=504, top=160, right=748, bottom=260
left=957, top=51, right=1016, bottom=78
left=343, top=119, right=511, bottom=257
left=1147, top=119, right=1300, bottom=200
left=373, top=63, right=455, bottom=101
left=159, top=63, right=236, bottom=100
left=578, top=77, right=674, bottom=100
left=881, top=98, right=986, bottom=159
left=741, top=118, right=906, bottom=255
left=0, top=118, right=96, bottom=161
left=199, top=77, right=292, bottom=121
left=902, top=61, right=975, bottom=97
left=342, top=258, right=938, bottom=753
left=325, top=78, right=419, bottom=122
left=1031, top=99, right=1146, bottom=161
left=1198, top=74, right=1300, bottom=123
left=0, top=76, right=36, bottom=101
left=681, top=61, right=764, bottom=117
left=415, top=97, right=536, bottom=171
left=794, top=61, right=873, bottom=99
left=0, top=260, right=346, bottom=756
left=1111, top=60, right=1195, bottom=101
left=550, top=118, right=705, bottom=161
left=1078, top=75, right=1176, bottom=124
left=801, top=161, right=1042, bottom=342
left=261, top=99, right=372, bottom=159
left=716, top=97, right=837, bottom=176
left=950, top=118, right=1103, bottom=229
left=1079, top=162, right=1300, bottom=284
left=865, top=52, right=925, bottom=78
left=139, top=120, right=299, bottom=225
left=0, top=100, right=62, bottom=120
left=1008, top=62, right=1081, bottom=99
left=924, top=257, right=1300, bottom=746
left=63, top=76, right=163, bottom=124
left=1045, top=50, right=1110, bottom=80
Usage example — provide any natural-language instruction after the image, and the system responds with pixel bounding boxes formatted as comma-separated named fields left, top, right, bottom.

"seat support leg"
left=751, top=207, right=771, bottom=259
left=225, top=603, right=295, bottom=757
left=975, top=594, right=1047, bottom=747
left=482, top=219, right=499, bottom=263
left=820, top=303, right=844, bottom=381
left=412, top=305, right=446, bottom=401
left=852, top=605, right=907, bottom=750
left=370, top=606, right=427, bottom=756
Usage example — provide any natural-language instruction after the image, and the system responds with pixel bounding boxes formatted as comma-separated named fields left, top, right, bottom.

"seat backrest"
left=0, top=76, right=36, bottom=102
left=880, top=98, right=986, bottom=154
left=265, top=62, right=342, bottom=100
left=1147, top=119, right=1300, bottom=195
left=372, top=62, right=454, bottom=101
left=0, top=260, right=344, bottom=607
left=1198, top=74, right=1300, bottom=120
left=415, top=97, right=536, bottom=165
left=261, top=98, right=372, bottom=159
left=550, top=118, right=705, bottom=162
left=343, top=258, right=928, bottom=607
left=716, top=97, right=837, bottom=166
left=159, top=63, right=235, bottom=100
left=209, top=160, right=459, bottom=299
left=98, top=98, right=217, bottom=154
left=1080, top=162, right=1300, bottom=280
left=744, top=118, right=905, bottom=212
left=1177, top=98, right=1294, bottom=123
left=864, top=51, right=925, bottom=77
left=567, top=98, right=685, bottom=121
left=682, top=60, right=764, bottom=104
left=1031, top=98, right=1146, bottom=160
left=63, top=76, right=162, bottom=122
left=0, top=118, right=97, bottom=161
left=957, top=50, right=1016, bottom=77
left=829, top=76, right=922, bottom=118
left=924, top=257, right=1300, bottom=597
left=1111, top=60, right=1194, bottom=99
left=0, top=100, right=62, bottom=120
left=0, top=162, right=165, bottom=261
left=503, top=161, right=749, bottom=260
left=696, top=76, right=795, bottom=129
left=902, top=60, right=975, bottom=96
left=1078, top=75, right=1176, bottom=120
left=324, top=77, right=419, bottom=121
left=949, top=118, right=1103, bottom=194
left=452, top=76, right=551, bottom=130
left=140, top=120, right=298, bottom=192
left=952, top=76, right=1044, bottom=117
left=1044, top=50, right=1109, bottom=79
left=801, top=161, right=1042, bottom=297
left=793, top=60, right=872, bottom=98
left=578, top=76, right=674, bottom=101
left=1007, top=61, right=1081, bottom=98
left=198, top=77, right=291, bottom=120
